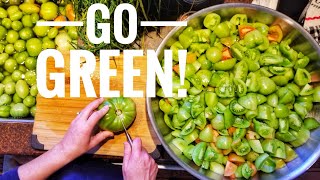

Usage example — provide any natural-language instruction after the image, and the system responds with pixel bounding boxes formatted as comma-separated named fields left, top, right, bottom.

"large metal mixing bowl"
left=147, top=3, right=320, bottom=180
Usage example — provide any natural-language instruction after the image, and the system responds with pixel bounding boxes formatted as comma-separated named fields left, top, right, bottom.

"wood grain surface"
left=33, top=54, right=160, bottom=156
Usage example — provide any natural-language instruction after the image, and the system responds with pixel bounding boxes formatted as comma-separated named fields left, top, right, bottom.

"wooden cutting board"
left=32, top=54, right=160, bottom=156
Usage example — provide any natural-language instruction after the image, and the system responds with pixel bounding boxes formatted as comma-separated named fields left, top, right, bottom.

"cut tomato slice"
left=222, top=47, right=232, bottom=60
left=268, top=25, right=283, bottom=42
left=238, top=25, right=255, bottom=39
left=224, top=161, right=238, bottom=176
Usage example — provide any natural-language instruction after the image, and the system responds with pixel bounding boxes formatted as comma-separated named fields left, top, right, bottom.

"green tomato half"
left=98, top=97, right=136, bottom=132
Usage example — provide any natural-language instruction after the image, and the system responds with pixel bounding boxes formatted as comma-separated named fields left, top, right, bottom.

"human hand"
left=122, top=138, right=158, bottom=180
left=57, top=97, right=114, bottom=160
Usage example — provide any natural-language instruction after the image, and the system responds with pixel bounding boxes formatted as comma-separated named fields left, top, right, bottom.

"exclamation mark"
left=178, top=50, right=187, bottom=97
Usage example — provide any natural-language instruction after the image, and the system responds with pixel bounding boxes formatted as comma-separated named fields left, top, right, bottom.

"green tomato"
left=0, top=105, right=11, bottom=118
left=0, top=7, right=8, bottom=18
left=11, top=70, right=23, bottom=82
left=42, top=40, right=55, bottom=49
left=211, top=114, right=225, bottom=130
left=214, top=21, right=230, bottom=38
left=2, top=76, right=14, bottom=84
left=22, top=15, right=33, bottom=27
left=0, top=74, right=4, bottom=83
left=30, top=13, right=40, bottom=24
left=15, top=80, right=29, bottom=99
left=67, top=26, right=78, bottom=40
left=9, top=10, right=23, bottom=21
left=16, top=51, right=29, bottom=64
left=47, top=27, right=58, bottom=39
left=10, top=103, right=29, bottom=118
left=2, top=18, right=12, bottom=29
left=30, top=105, right=36, bottom=117
left=258, top=77, right=276, bottom=95
left=213, top=58, right=236, bottom=71
left=11, top=21, right=23, bottom=31
left=98, top=97, right=136, bottom=132
left=19, top=3, right=40, bottom=14
left=7, top=6, right=19, bottom=16
left=18, top=65, right=27, bottom=73
left=19, top=27, right=34, bottom=40
left=5, top=81, right=16, bottom=95
left=216, top=136, right=232, bottom=149
left=6, top=30, right=19, bottom=44
left=14, top=40, right=26, bottom=52
left=25, top=57, right=37, bottom=70
left=0, top=94, right=12, bottom=106
left=206, top=47, right=222, bottom=63
left=33, top=22, right=50, bottom=37
left=0, top=53, right=9, bottom=65
left=5, top=44, right=15, bottom=55
left=4, top=58, right=18, bottom=73
left=40, top=2, right=58, bottom=20
left=25, top=70, right=36, bottom=86
left=13, top=93, right=22, bottom=103
left=23, top=95, right=36, bottom=107
left=30, top=84, right=38, bottom=96
left=26, top=38, right=42, bottom=56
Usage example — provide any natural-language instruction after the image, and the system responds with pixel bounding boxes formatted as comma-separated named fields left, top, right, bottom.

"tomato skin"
left=98, top=97, right=136, bottom=132
left=26, top=38, right=42, bottom=56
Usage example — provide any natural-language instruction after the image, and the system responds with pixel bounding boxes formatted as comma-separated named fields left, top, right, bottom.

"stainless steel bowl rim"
left=147, top=3, right=320, bottom=180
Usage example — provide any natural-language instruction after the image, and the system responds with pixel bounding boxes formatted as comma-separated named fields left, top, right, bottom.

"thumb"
left=89, top=131, right=114, bottom=149
left=123, top=142, right=131, bottom=166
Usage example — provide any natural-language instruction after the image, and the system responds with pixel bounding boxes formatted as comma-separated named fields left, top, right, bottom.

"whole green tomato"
left=19, top=27, right=34, bottom=40
left=5, top=44, right=15, bottom=55
left=42, top=40, right=55, bottom=49
left=25, top=57, right=37, bottom=70
left=98, top=97, right=136, bottom=132
left=26, top=38, right=42, bottom=56
left=6, top=30, right=19, bottom=44
left=11, top=21, right=23, bottom=31
left=0, top=7, right=8, bottom=18
left=22, top=15, right=33, bottom=28
left=4, top=58, right=18, bottom=73
left=16, top=51, right=29, bottom=64
left=40, top=2, right=58, bottom=20
left=2, top=18, right=12, bottom=29
left=14, top=40, right=26, bottom=52
left=25, top=70, right=36, bottom=86
left=0, top=25, right=7, bottom=40
left=33, top=20, right=50, bottom=37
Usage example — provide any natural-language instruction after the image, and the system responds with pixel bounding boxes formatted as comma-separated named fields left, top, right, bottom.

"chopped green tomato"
left=313, top=86, right=320, bottom=102
left=203, top=13, right=221, bottom=31
left=215, top=77, right=235, bottom=98
left=238, top=93, right=258, bottom=110
left=256, top=94, right=267, bottom=105
left=235, top=164, right=243, bottom=178
left=230, top=14, right=247, bottom=25
left=171, top=138, right=188, bottom=153
left=230, top=99, right=247, bottom=115
left=247, top=152, right=260, bottom=163
left=246, top=72, right=260, bottom=93
left=278, top=117, right=289, bottom=133
left=214, top=21, right=230, bottom=38
left=233, top=128, right=246, bottom=140
left=256, top=104, right=273, bottom=120
left=214, top=102, right=227, bottom=114
left=233, top=61, right=248, bottom=82
left=211, top=114, right=225, bottom=130
left=274, top=158, right=286, bottom=169
left=255, top=153, right=276, bottom=173
left=258, top=76, right=276, bottom=95
left=290, top=128, right=310, bottom=147
left=183, top=129, right=199, bottom=144
left=209, top=71, right=229, bottom=87
left=234, top=78, right=247, bottom=97
left=164, top=114, right=175, bottom=130
left=159, top=98, right=178, bottom=115
left=210, top=162, right=225, bottom=175
left=177, top=108, right=191, bottom=122
left=201, top=160, right=210, bottom=169
left=294, top=103, right=308, bottom=118
left=206, top=47, right=222, bottom=63
left=213, top=58, right=237, bottom=71
left=284, top=144, right=298, bottom=162
left=199, top=125, right=214, bottom=142
left=192, top=142, right=207, bottom=166
left=288, top=112, right=303, bottom=131
left=191, top=103, right=205, bottom=118
left=224, top=108, right=235, bottom=129
left=275, top=104, right=290, bottom=118
left=286, top=83, right=301, bottom=96
left=216, top=136, right=233, bottom=149
left=242, top=162, right=253, bottom=179
left=233, top=117, right=251, bottom=128
left=294, top=68, right=311, bottom=86
left=183, top=145, right=195, bottom=160
left=249, top=139, right=264, bottom=153
left=299, top=84, right=314, bottom=96
left=275, top=131, right=297, bottom=142
left=245, top=110, right=258, bottom=120
left=246, top=130, right=261, bottom=140
left=181, top=119, right=196, bottom=136
left=277, top=87, right=295, bottom=104
left=224, top=161, right=238, bottom=177
left=195, top=112, right=207, bottom=130
left=205, top=91, right=218, bottom=108
left=253, top=119, right=275, bottom=139
left=231, top=138, right=251, bottom=156
left=304, top=117, right=320, bottom=130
